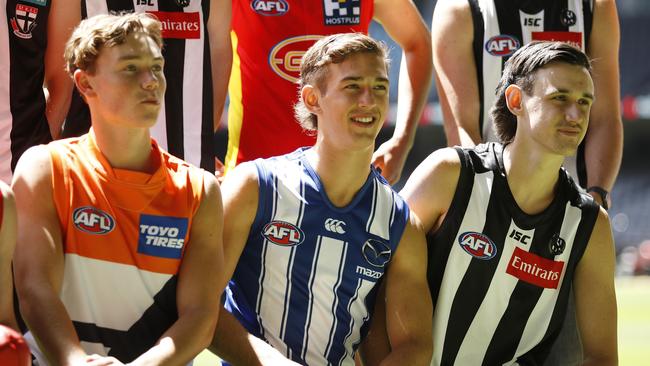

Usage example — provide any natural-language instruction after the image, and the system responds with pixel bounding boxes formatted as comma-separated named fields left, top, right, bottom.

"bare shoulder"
left=404, top=147, right=462, bottom=192
left=432, top=0, right=472, bottom=23
left=13, top=145, right=53, bottom=187
left=221, top=161, right=259, bottom=196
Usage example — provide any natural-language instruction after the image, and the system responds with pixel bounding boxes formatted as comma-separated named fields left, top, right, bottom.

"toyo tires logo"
left=269, top=35, right=323, bottom=83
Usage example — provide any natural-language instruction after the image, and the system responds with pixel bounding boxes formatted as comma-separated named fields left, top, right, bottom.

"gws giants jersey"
left=225, top=0, right=373, bottom=171
left=64, top=0, right=216, bottom=171
left=427, top=143, right=599, bottom=366
left=225, top=148, right=409, bottom=366
left=25, top=131, right=204, bottom=364
left=469, top=0, right=592, bottom=143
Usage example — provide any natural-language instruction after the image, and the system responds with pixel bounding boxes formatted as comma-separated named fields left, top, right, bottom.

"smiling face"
left=75, top=31, right=166, bottom=129
left=515, top=62, right=594, bottom=156
left=308, top=52, right=389, bottom=151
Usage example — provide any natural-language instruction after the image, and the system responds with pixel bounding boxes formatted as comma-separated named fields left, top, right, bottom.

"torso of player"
left=227, top=0, right=374, bottom=165
left=470, top=0, right=593, bottom=141
left=36, top=132, right=204, bottom=359
left=226, top=149, right=408, bottom=365
left=426, top=143, right=599, bottom=365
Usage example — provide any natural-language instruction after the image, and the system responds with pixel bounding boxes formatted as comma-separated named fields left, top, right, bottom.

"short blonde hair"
left=64, top=12, right=162, bottom=76
left=294, top=33, right=389, bottom=132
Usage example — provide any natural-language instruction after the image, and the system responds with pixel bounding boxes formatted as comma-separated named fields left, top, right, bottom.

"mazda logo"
left=362, top=239, right=392, bottom=268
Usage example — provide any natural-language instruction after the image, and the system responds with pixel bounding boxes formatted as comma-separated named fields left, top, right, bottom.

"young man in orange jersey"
left=12, top=13, right=226, bottom=365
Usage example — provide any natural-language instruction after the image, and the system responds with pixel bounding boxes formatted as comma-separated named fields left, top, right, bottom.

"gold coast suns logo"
left=269, top=35, right=323, bottom=83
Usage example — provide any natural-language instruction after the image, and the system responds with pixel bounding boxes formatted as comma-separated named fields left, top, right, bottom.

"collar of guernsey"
left=82, top=128, right=168, bottom=211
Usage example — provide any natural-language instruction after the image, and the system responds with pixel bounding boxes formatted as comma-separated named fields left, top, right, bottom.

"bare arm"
left=12, top=146, right=87, bottom=365
left=372, top=0, right=432, bottom=184
left=584, top=0, right=622, bottom=207
left=431, top=0, right=481, bottom=147
left=208, top=0, right=232, bottom=178
left=44, top=0, right=79, bottom=139
left=574, top=208, right=618, bottom=365
left=130, top=172, right=225, bottom=365
left=0, top=183, right=18, bottom=330
left=208, top=163, right=298, bottom=365
left=379, top=217, right=433, bottom=365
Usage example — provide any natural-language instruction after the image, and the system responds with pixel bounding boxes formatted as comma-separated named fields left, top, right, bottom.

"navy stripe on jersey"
left=226, top=149, right=409, bottom=366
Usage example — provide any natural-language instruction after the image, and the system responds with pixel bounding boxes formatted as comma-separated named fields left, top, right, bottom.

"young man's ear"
left=301, top=84, right=321, bottom=114
left=74, top=69, right=96, bottom=99
left=505, top=84, right=523, bottom=116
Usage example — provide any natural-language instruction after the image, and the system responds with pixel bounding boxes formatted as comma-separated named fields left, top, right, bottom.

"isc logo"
left=262, top=221, right=304, bottom=247
left=458, top=232, right=497, bottom=260
left=485, top=35, right=520, bottom=57
left=269, top=35, right=323, bottom=83
left=73, top=206, right=115, bottom=235
left=252, top=0, right=289, bottom=16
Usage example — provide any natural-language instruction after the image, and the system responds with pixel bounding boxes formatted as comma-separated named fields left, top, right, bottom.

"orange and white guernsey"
left=25, top=130, right=205, bottom=364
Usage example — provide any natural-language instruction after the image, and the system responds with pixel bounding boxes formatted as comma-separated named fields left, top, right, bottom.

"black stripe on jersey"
left=426, top=147, right=476, bottom=307
left=522, top=195, right=598, bottom=364
left=494, top=0, right=523, bottom=67
left=200, top=0, right=215, bottom=171
left=158, top=0, right=186, bottom=160
left=7, top=0, right=52, bottom=171
left=583, top=0, right=593, bottom=43
left=482, top=203, right=567, bottom=365
left=73, top=276, right=178, bottom=363
left=468, top=0, right=485, bottom=135
left=440, top=168, right=512, bottom=366
left=544, top=0, right=570, bottom=30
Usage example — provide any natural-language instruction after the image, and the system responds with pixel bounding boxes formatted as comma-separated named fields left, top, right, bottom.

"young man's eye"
left=345, top=84, right=359, bottom=89
left=374, top=85, right=387, bottom=91
left=152, top=64, right=163, bottom=72
left=124, top=65, right=137, bottom=72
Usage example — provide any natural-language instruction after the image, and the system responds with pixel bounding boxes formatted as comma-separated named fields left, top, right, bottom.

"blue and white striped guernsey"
left=225, top=148, right=409, bottom=366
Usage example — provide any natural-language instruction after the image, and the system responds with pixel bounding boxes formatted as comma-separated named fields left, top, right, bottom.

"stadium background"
left=207, top=0, right=650, bottom=364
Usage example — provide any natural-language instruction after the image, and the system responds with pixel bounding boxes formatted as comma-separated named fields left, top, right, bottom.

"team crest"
left=362, top=239, right=392, bottom=268
left=11, top=4, right=39, bottom=39
left=560, top=9, right=577, bottom=26
left=174, top=0, right=190, bottom=7
left=548, top=233, right=566, bottom=255
left=322, top=0, right=361, bottom=26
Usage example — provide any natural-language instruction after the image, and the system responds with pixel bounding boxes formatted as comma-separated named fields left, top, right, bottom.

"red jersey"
left=225, top=0, right=374, bottom=171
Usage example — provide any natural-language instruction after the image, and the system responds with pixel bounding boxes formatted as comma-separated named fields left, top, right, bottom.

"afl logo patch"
left=458, top=232, right=497, bottom=260
left=73, top=206, right=115, bottom=235
left=485, top=35, right=520, bottom=57
left=362, top=239, right=392, bottom=268
left=262, top=221, right=305, bottom=247
left=269, top=35, right=322, bottom=83
left=252, top=0, right=289, bottom=16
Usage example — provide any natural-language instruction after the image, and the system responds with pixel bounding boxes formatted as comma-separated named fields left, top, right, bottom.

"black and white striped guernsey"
left=427, top=143, right=599, bottom=366
left=63, top=0, right=216, bottom=171
left=469, top=0, right=593, bottom=144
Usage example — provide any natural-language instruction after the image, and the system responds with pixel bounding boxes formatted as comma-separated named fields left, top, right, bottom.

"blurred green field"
left=194, top=276, right=650, bottom=365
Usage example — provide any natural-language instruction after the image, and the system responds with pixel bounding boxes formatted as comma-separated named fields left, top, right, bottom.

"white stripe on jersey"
left=0, top=1, right=12, bottom=183
left=85, top=1, right=109, bottom=17
left=367, top=179, right=396, bottom=240
left=432, top=170, right=494, bottom=366
left=181, top=1, right=204, bottom=167
left=258, top=160, right=305, bottom=356
left=455, top=221, right=535, bottom=364
left=61, top=253, right=171, bottom=330
left=304, top=237, right=347, bottom=366
left=340, top=278, right=374, bottom=366
left=479, top=0, right=502, bottom=142
left=509, top=202, right=583, bottom=362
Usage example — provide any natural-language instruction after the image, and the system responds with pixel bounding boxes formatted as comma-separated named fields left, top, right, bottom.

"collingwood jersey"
left=64, top=0, right=216, bottom=171
left=225, top=148, right=409, bottom=366
left=427, top=143, right=599, bottom=366
left=1, top=0, right=52, bottom=183
left=469, top=0, right=593, bottom=144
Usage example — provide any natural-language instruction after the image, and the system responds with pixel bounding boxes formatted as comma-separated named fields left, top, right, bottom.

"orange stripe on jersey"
left=49, top=131, right=204, bottom=275
left=224, top=30, right=243, bottom=175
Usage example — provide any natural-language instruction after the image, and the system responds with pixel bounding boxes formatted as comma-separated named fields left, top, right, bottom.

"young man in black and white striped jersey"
left=396, top=41, right=617, bottom=365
